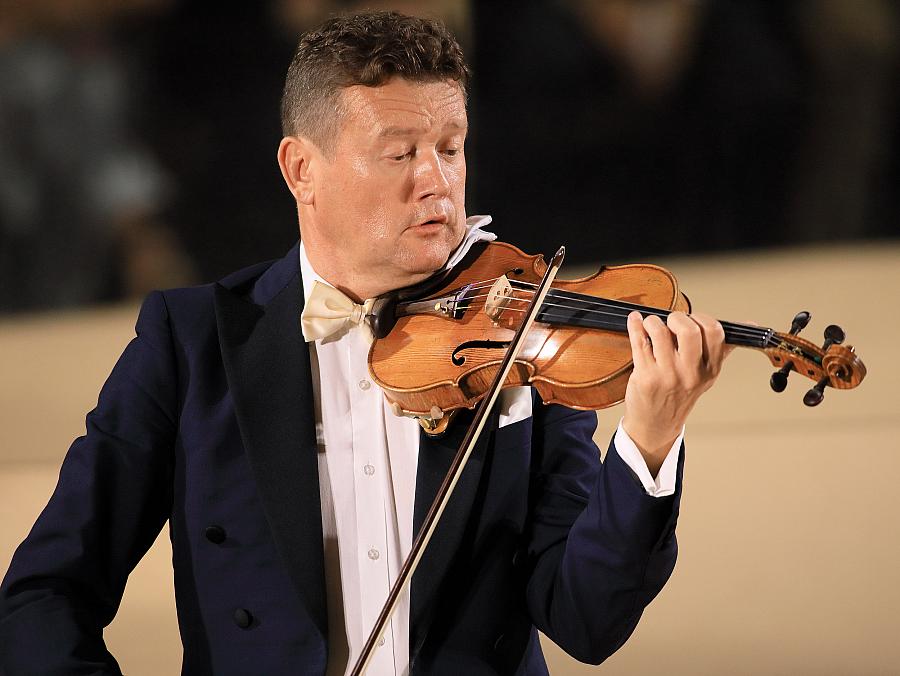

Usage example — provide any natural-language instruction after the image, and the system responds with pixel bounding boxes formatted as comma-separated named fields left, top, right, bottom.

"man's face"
left=307, top=77, right=468, bottom=295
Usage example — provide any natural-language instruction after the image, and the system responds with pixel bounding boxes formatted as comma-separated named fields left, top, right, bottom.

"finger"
left=644, top=313, right=675, bottom=369
left=666, top=311, right=701, bottom=365
left=690, top=312, right=728, bottom=371
left=626, top=311, right=653, bottom=369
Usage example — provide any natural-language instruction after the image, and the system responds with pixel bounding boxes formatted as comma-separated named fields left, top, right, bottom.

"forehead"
left=338, top=78, right=467, bottom=137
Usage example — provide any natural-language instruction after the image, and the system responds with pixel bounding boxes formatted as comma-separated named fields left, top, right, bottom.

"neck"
left=301, top=237, right=432, bottom=303
left=536, top=286, right=774, bottom=348
left=300, top=230, right=370, bottom=302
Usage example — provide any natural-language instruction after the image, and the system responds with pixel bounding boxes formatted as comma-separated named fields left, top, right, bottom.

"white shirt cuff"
left=613, top=418, right=683, bottom=498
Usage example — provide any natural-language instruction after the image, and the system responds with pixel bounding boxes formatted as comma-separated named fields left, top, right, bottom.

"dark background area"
left=1, top=0, right=897, bottom=313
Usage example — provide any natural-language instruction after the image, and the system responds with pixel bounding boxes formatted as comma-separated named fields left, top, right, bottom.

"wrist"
left=621, top=417, right=679, bottom=476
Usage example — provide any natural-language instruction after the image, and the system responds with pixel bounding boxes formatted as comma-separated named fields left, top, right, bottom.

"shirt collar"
left=297, top=239, right=327, bottom=307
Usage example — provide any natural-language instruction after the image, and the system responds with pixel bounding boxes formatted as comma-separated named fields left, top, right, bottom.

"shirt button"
left=367, top=548, right=380, bottom=561
left=358, top=379, right=371, bottom=391
left=378, top=637, right=385, bottom=647
left=363, top=464, right=375, bottom=476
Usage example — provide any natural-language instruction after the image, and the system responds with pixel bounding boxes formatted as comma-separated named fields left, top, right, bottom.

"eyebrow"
left=378, top=121, right=468, bottom=138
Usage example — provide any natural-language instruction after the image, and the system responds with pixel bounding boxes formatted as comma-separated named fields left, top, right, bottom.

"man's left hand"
left=622, top=310, right=732, bottom=476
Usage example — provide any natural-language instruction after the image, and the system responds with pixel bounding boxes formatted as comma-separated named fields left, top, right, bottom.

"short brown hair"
left=280, top=11, right=470, bottom=154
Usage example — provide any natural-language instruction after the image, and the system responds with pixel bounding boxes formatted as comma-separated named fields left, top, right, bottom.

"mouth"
left=408, top=214, right=449, bottom=235
left=413, top=214, right=449, bottom=228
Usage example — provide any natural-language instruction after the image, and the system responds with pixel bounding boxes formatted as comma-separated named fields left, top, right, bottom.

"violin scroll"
left=764, top=311, right=866, bottom=406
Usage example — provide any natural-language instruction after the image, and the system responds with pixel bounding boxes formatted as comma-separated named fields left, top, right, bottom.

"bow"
left=300, top=281, right=375, bottom=342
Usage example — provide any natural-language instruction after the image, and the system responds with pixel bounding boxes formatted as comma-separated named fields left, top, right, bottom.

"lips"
left=414, top=214, right=448, bottom=228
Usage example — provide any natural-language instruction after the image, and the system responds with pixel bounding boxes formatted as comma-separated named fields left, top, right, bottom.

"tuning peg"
left=770, top=363, right=793, bottom=392
left=789, top=311, right=811, bottom=336
left=803, top=376, right=829, bottom=407
left=822, top=324, right=845, bottom=350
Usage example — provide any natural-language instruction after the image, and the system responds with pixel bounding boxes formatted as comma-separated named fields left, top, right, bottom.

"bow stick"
left=350, top=246, right=566, bottom=674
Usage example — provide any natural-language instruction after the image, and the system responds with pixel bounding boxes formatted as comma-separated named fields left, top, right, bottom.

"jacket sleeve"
left=524, top=400, right=682, bottom=665
left=0, top=291, right=178, bottom=675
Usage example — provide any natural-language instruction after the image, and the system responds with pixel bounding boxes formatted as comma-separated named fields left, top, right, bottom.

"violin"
left=366, top=240, right=867, bottom=434
left=351, top=239, right=867, bottom=673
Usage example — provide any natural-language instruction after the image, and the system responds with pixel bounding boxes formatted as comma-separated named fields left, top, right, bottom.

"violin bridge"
left=484, top=275, right=514, bottom=323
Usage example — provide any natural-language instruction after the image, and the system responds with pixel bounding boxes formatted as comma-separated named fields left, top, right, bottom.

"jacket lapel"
left=410, top=407, right=497, bottom=657
left=214, top=245, right=328, bottom=640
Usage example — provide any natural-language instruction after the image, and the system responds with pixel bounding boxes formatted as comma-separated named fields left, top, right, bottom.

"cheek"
left=448, top=161, right=466, bottom=197
left=322, top=159, right=383, bottom=219
left=366, top=203, right=393, bottom=241
left=349, top=156, right=372, bottom=181
left=326, top=149, right=378, bottom=190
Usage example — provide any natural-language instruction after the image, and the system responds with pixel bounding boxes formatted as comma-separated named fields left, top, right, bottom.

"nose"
left=413, top=149, right=451, bottom=200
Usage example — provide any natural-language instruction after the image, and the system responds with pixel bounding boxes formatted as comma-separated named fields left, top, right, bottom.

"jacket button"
left=233, top=608, right=253, bottom=629
left=205, top=525, right=227, bottom=544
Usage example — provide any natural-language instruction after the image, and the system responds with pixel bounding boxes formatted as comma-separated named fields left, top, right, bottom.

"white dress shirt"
left=298, top=235, right=682, bottom=676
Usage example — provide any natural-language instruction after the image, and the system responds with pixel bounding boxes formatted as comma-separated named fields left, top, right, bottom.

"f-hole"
left=451, top=340, right=511, bottom=366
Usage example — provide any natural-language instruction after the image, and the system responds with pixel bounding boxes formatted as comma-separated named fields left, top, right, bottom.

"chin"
left=405, top=257, right=445, bottom=277
left=401, top=236, right=457, bottom=271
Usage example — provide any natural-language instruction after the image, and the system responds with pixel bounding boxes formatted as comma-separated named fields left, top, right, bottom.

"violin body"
left=368, top=240, right=690, bottom=417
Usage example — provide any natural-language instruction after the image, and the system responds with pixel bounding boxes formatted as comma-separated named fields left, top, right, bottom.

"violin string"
left=464, top=277, right=762, bottom=337
left=538, top=292, right=773, bottom=341
left=459, top=289, right=674, bottom=321
left=458, top=279, right=769, bottom=331
left=459, top=276, right=765, bottom=330
left=453, top=290, right=773, bottom=343
left=464, top=292, right=677, bottom=323
left=429, top=277, right=783, bottom=348
left=467, top=278, right=769, bottom=336
left=480, top=303, right=777, bottom=347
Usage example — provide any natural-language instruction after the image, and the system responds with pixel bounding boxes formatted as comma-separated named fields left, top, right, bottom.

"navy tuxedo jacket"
left=1, top=243, right=683, bottom=675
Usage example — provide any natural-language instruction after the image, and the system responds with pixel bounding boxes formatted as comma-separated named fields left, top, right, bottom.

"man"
left=0, top=11, right=729, bottom=675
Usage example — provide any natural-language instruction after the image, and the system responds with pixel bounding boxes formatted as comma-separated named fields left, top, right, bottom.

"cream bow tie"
left=300, top=281, right=375, bottom=342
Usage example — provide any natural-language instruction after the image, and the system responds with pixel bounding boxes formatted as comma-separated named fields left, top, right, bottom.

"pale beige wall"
left=2, top=243, right=898, bottom=674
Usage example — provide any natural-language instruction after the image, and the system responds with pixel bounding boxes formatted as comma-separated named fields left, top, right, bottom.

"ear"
left=278, top=135, right=318, bottom=205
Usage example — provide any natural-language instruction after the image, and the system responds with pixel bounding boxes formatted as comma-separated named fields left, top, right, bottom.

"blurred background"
left=1, top=0, right=898, bottom=312
left=1, top=0, right=898, bottom=674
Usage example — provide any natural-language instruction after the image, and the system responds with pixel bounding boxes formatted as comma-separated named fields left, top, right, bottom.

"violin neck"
left=539, top=288, right=774, bottom=349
